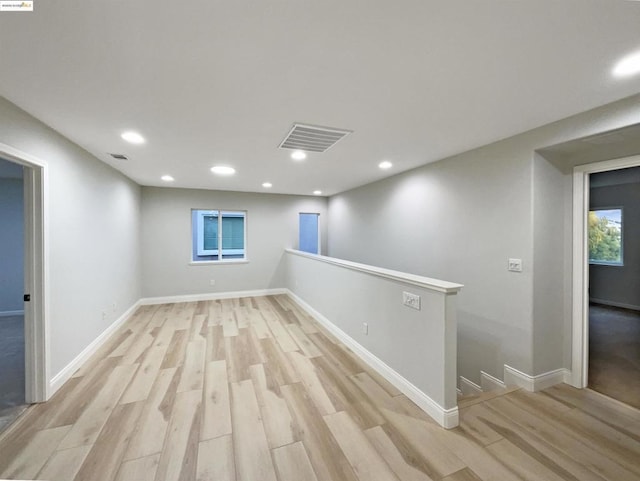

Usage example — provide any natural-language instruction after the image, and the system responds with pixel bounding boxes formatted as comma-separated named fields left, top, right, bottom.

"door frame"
left=0, top=142, right=49, bottom=403
left=571, top=154, right=640, bottom=388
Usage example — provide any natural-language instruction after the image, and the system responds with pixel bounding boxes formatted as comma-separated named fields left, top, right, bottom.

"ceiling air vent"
left=279, top=123, right=352, bottom=153
left=109, top=153, right=129, bottom=160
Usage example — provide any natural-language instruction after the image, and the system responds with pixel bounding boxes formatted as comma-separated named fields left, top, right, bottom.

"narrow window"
left=192, top=209, right=246, bottom=262
left=588, top=208, right=623, bottom=266
left=299, top=213, right=320, bottom=254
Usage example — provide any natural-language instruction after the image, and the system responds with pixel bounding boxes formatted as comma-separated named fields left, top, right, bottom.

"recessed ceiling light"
left=211, top=166, right=236, bottom=175
left=121, top=131, right=145, bottom=144
left=291, top=150, right=307, bottom=161
left=262, top=182, right=272, bottom=188
left=613, top=51, right=640, bottom=77
left=379, top=161, right=393, bottom=169
left=313, top=190, right=322, bottom=195
left=161, top=175, right=174, bottom=182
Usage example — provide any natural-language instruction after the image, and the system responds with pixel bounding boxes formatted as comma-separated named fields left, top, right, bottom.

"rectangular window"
left=192, top=209, right=246, bottom=262
left=299, top=213, right=320, bottom=254
left=588, top=208, right=623, bottom=266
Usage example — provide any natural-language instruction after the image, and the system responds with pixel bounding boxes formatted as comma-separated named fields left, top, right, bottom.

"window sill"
left=189, top=259, right=249, bottom=266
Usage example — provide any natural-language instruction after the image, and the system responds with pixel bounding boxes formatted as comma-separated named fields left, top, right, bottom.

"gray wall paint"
left=0, top=97, right=142, bottom=377
left=589, top=180, right=640, bottom=309
left=0, top=173, right=24, bottom=312
left=328, top=94, right=640, bottom=383
left=141, top=186, right=327, bottom=297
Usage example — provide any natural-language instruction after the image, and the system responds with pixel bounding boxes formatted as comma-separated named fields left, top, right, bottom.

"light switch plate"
left=508, top=258, right=523, bottom=272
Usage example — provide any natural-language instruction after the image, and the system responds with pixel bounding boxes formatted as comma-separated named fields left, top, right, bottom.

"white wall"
left=328, top=93, right=640, bottom=383
left=140, top=186, right=327, bottom=298
left=0, top=172, right=24, bottom=313
left=0, top=97, right=142, bottom=378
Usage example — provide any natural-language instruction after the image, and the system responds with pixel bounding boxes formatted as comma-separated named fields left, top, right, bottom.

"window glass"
left=193, top=209, right=246, bottom=262
left=588, top=208, right=623, bottom=265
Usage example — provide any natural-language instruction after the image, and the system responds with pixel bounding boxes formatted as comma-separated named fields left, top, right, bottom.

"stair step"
left=457, top=386, right=521, bottom=409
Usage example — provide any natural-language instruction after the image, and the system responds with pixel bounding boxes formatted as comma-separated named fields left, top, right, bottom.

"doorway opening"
left=572, top=155, right=640, bottom=406
left=0, top=144, right=48, bottom=433
left=586, top=166, right=640, bottom=409
left=0, top=158, right=26, bottom=430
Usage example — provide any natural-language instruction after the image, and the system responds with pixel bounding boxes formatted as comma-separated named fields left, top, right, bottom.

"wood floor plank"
left=124, top=367, right=180, bottom=461
left=121, top=344, right=169, bottom=404
left=178, top=339, right=206, bottom=392
left=205, top=325, right=226, bottom=362
left=250, top=363, right=297, bottom=448
left=265, top=314, right=299, bottom=352
left=230, top=379, right=278, bottom=481
left=324, top=411, right=401, bottom=481
left=189, top=314, right=207, bottom=341
left=486, top=438, right=569, bottom=481
left=272, top=441, right=319, bottom=481
left=260, top=337, right=300, bottom=386
left=37, top=445, right=92, bottom=481
left=73, top=401, right=144, bottom=481
left=161, top=329, right=189, bottom=368
left=116, top=454, right=160, bottom=481
left=287, top=323, right=323, bottom=358
left=441, top=468, right=485, bottom=481
left=248, top=309, right=272, bottom=339
left=201, top=360, right=232, bottom=441
left=288, top=350, right=336, bottom=415
left=58, top=363, right=138, bottom=449
left=121, top=331, right=155, bottom=365
left=0, top=425, right=70, bottom=479
left=207, top=300, right=223, bottom=327
left=222, top=312, right=240, bottom=337
left=364, top=425, right=435, bottom=481
left=155, top=389, right=202, bottom=481
left=281, top=383, right=359, bottom=481
left=196, top=435, right=235, bottom=481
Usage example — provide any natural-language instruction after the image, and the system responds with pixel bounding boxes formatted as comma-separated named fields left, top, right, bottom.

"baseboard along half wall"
left=286, top=289, right=459, bottom=429
left=504, top=365, right=571, bottom=392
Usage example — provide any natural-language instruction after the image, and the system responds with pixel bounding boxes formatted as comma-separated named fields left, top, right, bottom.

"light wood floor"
left=1, top=295, right=639, bottom=481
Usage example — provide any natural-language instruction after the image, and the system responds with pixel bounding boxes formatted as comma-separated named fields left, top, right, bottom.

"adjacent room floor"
left=0, top=296, right=639, bottom=481
left=589, top=303, right=640, bottom=410
left=0, top=314, right=26, bottom=433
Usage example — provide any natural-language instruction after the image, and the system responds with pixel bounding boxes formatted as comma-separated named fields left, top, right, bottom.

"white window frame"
left=587, top=206, right=623, bottom=266
left=193, top=209, right=247, bottom=262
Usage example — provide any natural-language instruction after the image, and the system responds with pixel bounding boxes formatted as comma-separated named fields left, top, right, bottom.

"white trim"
left=0, top=310, right=25, bottom=317
left=49, top=300, right=141, bottom=394
left=459, top=376, right=482, bottom=396
left=285, top=249, right=463, bottom=294
left=481, top=371, right=507, bottom=392
left=572, top=154, right=640, bottom=389
left=0, top=142, right=49, bottom=403
left=590, top=298, right=640, bottom=312
left=286, top=289, right=459, bottom=429
left=504, top=365, right=570, bottom=392
left=139, top=288, right=287, bottom=306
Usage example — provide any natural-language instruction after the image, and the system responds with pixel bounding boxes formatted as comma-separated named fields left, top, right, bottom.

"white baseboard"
left=139, top=288, right=287, bottom=306
left=49, top=300, right=141, bottom=395
left=504, top=365, right=571, bottom=392
left=286, top=289, right=459, bottom=429
left=481, top=371, right=507, bottom=392
left=0, top=310, right=24, bottom=317
left=459, top=376, right=482, bottom=396
left=590, top=298, right=640, bottom=312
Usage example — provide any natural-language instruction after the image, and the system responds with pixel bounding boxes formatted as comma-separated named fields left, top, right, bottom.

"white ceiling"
left=1, top=1, right=640, bottom=196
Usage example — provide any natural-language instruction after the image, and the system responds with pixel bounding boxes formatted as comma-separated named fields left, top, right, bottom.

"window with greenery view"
left=588, top=208, right=623, bottom=265
left=192, top=210, right=246, bottom=262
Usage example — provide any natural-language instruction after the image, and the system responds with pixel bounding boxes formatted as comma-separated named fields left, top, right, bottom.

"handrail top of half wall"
left=285, top=249, right=463, bottom=294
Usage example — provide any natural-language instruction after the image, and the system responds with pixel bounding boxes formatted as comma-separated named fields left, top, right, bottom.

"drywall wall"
left=328, top=93, right=640, bottom=383
left=589, top=180, right=640, bottom=310
left=140, top=186, right=327, bottom=297
left=0, top=171, right=24, bottom=313
left=0, top=97, right=142, bottom=379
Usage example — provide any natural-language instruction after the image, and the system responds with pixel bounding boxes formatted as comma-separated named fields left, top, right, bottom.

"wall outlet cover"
left=402, top=291, right=421, bottom=310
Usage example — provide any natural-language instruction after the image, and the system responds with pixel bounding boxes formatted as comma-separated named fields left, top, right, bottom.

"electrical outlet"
left=102, top=311, right=107, bottom=321
left=210, top=279, right=216, bottom=286
left=508, top=258, right=523, bottom=272
left=403, top=292, right=421, bottom=310
left=362, top=322, right=368, bottom=335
